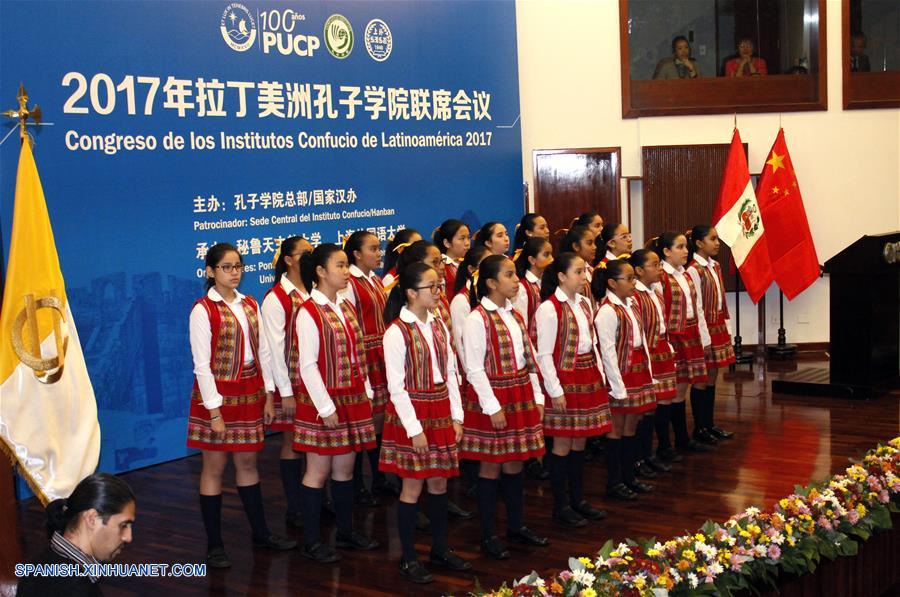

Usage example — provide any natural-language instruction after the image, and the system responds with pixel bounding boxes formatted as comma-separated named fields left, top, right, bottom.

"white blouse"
left=535, top=287, right=604, bottom=399
left=341, top=264, right=381, bottom=307
left=661, top=260, right=712, bottom=346
left=296, top=289, right=374, bottom=419
left=635, top=280, right=667, bottom=337
left=463, top=297, right=545, bottom=415
left=594, top=293, right=648, bottom=400
left=512, top=270, right=541, bottom=323
left=190, top=288, right=285, bottom=410
left=449, top=288, right=472, bottom=365
left=260, top=277, right=308, bottom=397
left=383, top=307, right=463, bottom=438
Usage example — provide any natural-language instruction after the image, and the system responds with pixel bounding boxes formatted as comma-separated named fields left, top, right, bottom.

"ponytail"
left=383, top=228, right=421, bottom=274
left=471, top=254, right=507, bottom=309
left=383, top=262, right=433, bottom=323
left=540, top=252, right=579, bottom=301
left=651, top=231, right=684, bottom=261
left=300, top=243, right=343, bottom=292
left=557, top=224, right=591, bottom=254
left=513, top=236, right=549, bottom=279
left=453, top=245, right=491, bottom=296
left=45, top=473, right=135, bottom=539
left=433, top=219, right=467, bottom=254
left=687, top=224, right=713, bottom=264
left=513, top=213, right=543, bottom=249
left=591, top=259, right=628, bottom=303
left=272, top=236, right=309, bottom=287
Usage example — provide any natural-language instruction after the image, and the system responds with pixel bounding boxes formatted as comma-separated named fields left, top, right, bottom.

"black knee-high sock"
left=331, top=479, right=355, bottom=535
left=672, top=401, right=690, bottom=448
left=547, top=452, right=567, bottom=513
left=428, top=491, right=449, bottom=555
left=477, top=477, right=499, bottom=539
left=567, top=450, right=586, bottom=508
left=655, top=405, right=672, bottom=451
left=706, top=385, right=717, bottom=429
left=199, top=493, right=223, bottom=550
left=462, top=459, right=479, bottom=487
left=640, top=415, right=655, bottom=460
left=500, top=471, right=525, bottom=533
left=689, top=387, right=705, bottom=435
left=237, top=483, right=271, bottom=542
left=621, top=436, right=637, bottom=486
left=397, top=501, right=418, bottom=563
left=368, top=434, right=384, bottom=486
left=353, top=452, right=366, bottom=492
left=280, top=459, right=302, bottom=515
left=606, top=438, right=622, bottom=489
left=300, top=484, right=324, bottom=547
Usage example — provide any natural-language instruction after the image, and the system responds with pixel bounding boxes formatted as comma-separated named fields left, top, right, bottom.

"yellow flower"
left=740, top=530, right=751, bottom=539
left=683, top=550, right=697, bottom=562
left=578, top=556, right=594, bottom=569
left=657, top=575, right=669, bottom=587
left=779, top=498, right=789, bottom=509
left=857, top=504, right=867, bottom=517
left=634, top=576, right=646, bottom=590
left=609, top=551, right=620, bottom=558
left=785, top=524, right=793, bottom=536
left=580, top=589, right=597, bottom=597
left=695, top=533, right=706, bottom=542
left=647, top=549, right=661, bottom=557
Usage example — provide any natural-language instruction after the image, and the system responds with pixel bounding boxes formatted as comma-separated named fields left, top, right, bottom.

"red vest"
left=519, top=277, right=541, bottom=344
left=548, top=294, right=594, bottom=372
left=687, top=259, right=730, bottom=322
left=194, top=295, right=260, bottom=381
left=302, top=299, right=367, bottom=391
left=348, top=273, right=387, bottom=351
left=393, top=318, right=450, bottom=391
left=265, top=284, right=306, bottom=386
left=660, top=268, right=700, bottom=333
left=474, top=305, right=537, bottom=377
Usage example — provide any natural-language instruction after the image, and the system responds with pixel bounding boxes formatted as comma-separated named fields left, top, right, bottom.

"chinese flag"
left=755, top=129, right=820, bottom=300
left=713, top=129, right=773, bottom=303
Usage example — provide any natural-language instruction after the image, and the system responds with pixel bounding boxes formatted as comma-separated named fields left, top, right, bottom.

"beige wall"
left=516, top=0, right=900, bottom=345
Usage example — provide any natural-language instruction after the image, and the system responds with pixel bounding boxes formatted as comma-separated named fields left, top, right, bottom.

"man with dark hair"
left=17, top=472, right=136, bottom=596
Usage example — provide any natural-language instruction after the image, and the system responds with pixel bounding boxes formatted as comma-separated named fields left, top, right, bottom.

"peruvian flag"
left=712, top=129, right=774, bottom=303
left=755, top=129, right=820, bottom=299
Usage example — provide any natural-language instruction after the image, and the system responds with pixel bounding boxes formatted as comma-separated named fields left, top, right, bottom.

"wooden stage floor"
left=16, top=356, right=900, bottom=596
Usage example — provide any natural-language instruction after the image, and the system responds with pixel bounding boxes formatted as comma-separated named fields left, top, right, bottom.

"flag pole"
left=766, top=289, right=797, bottom=359
left=731, top=268, right=754, bottom=370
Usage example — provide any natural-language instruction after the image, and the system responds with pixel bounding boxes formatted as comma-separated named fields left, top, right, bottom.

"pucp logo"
left=364, top=19, right=392, bottom=62
left=324, top=14, right=353, bottom=59
left=220, top=3, right=257, bottom=52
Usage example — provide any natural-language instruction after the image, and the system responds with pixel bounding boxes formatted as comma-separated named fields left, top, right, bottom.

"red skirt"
left=363, top=340, right=389, bottom=414
left=650, top=337, right=677, bottom=402
left=187, top=364, right=265, bottom=452
left=460, top=369, right=545, bottom=463
left=379, top=385, right=460, bottom=479
left=293, top=379, right=377, bottom=455
left=669, top=320, right=709, bottom=384
left=544, top=353, right=611, bottom=437
left=609, top=348, right=657, bottom=414
left=704, top=315, right=736, bottom=369
left=268, top=385, right=299, bottom=432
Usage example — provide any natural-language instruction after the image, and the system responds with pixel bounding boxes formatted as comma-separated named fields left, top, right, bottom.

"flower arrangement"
left=480, top=437, right=899, bottom=597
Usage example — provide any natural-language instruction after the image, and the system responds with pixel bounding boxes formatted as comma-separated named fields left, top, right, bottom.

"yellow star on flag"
left=772, top=185, right=780, bottom=195
left=782, top=188, right=790, bottom=196
left=766, top=151, right=786, bottom=173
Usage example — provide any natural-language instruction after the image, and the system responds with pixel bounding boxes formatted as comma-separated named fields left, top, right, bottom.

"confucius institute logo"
left=738, top=198, right=761, bottom=239
left=220, top=3, right=257, bottom=52
left=324, top=14, right=353, bottom=59
left=364, top=19, right=392, bottom=62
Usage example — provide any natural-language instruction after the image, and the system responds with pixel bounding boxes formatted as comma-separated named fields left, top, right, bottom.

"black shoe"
left=373, top=478, right=401, bottom=497
left=481, top=535, right=510, bottom=560
left=572, top=500, right=607, bottom=521
left=399, top=560, right=434, bottom=584
left=285, top=511, right=303, bottom=530
left=415, top=510, right=431, bottom=533
left=646, top=456, right=671, bottom=473
left=354, top=487, right=380, bottom=507
left=253, top=534, right=298, bottom=550
left=656, top=447, right=683, bottom=463
left=525, top=459, right=550, bottom=481
left=693, top=429, right=718, bottom=445
left=300, top=541, right=342, bottom=563
left=429, top=548, right=472, bottom=571
left=607, top=483, right=637, bottom=501
left=335, top=531, right=379, bottom=551
left=709, top=426, right=734, bottom=439
left=447, top=500, right=475, bottom=520
left=507, top=526, right=550, bottom=547
left=206, top=546, right=231, bottom=569
left=682, top=439, right=714, bottom=453
left=626, top=481, right=654, bottom=494
left=552, top=506, right=588, bottom=528
left=635, top=461, right=659, bottom=479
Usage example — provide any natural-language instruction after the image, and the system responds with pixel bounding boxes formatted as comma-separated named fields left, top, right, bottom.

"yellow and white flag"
left=0, top=140, right=100, bottom=504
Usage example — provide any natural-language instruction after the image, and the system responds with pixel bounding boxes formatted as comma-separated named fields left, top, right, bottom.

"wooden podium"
left=773, top=232, right=900, bottom=398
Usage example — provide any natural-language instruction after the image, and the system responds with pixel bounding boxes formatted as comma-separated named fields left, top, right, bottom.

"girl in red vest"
left=512, top=213, right=550, bottom=251
left=461, top=255, right=549, bottom=560
left=433, top=219, right=470, bottom=300
left=380, top=262, right=471, bottom=584
left=512, top=236, right=554, bottom=342
left=686, top=225, right=735, bottom=443
left=382, top=228, right=423, bottom=288
left=652, top=232, right=713, bottom=461
left=629, top=249, right=676, bottom=476
left=599, top=222, right=633, bottom=264
left=593, top=259, right=657, bottom=501
left=558, top=225, right=599, bottom=316
left=536, top=252, right=612, bottom=526
left=294, top=244, right=379, bottom=563
left=472, top=221, right=510, bottom=257
left=343, top=230, right=392, bottom=503
left=261, top=236, right=313, bottom=529
left=188, top=243, right=297, bottom=568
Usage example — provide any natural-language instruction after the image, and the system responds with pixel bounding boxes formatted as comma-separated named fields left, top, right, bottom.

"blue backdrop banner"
left=0, top=1, right=522, bottom=490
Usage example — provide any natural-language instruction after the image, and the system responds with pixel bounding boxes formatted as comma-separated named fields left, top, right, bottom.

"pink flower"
left=817, top=517, right=833, bottom=531
left=879, top=490, right=890, bottom=503
left=558, top=570, right=573, bottom=581
left=846, top=509, right=860, bottom=524
left=767, top=545, right=781, bottom=560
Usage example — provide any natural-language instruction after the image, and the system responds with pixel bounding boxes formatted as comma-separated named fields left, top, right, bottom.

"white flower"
left=745, top=507, right=760, bottom=517
left=771, top=533, right=785, bottom=545
left=572, top=569, right=596, bottom=586
left=616, top=542, right=631, bottom=555
left=688, top=573, right=699, bottom=588
left=709, top=562, right=724, bottom=575
left=753, top=545, right=767, bottom=557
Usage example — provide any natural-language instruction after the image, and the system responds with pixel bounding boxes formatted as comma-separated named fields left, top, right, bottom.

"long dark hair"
left=383, top=262, right=433, bottom=324
left=395, top=240, right=437, bottom=277
left=687, top=224, right=713, bottom=263
left=471, top=254, right=509, bottom=308
left=344, top=230, right=377, bottom=266
left=299, top=243, right=343, bottom=292
left=557, top=224, right=591, bottom=254
left=513, top=213, right=543, bottom=249
left=472, top=221, right=502, bottom=250
left=650, top=231, right=685, bottom=262
left=540, top=251, right=579, bottom=301
left=433, top=219, right=467, bottom=255
left=45, top=473, right=135, bottom=539
left=272, top=236, right=309, bottom=287
left=453, top=245, right=491, bottom=296
left=204, top=243, right=242, bottom=290
left=514, top=236, right=550, bottom=279
left=383, top=228, right=421, bottom=274
left=591, top=259, right=628, bottom=303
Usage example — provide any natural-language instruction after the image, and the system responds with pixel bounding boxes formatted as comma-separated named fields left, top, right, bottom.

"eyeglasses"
left=215, top=264, right=244, bottom=273
left=414, top=284, right=443, bottom=294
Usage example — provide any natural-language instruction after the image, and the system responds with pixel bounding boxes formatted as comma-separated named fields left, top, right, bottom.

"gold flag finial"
left=2, top=84, right=42, bottom=145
